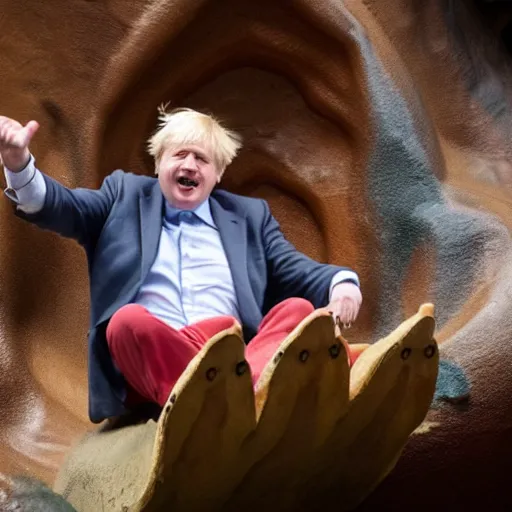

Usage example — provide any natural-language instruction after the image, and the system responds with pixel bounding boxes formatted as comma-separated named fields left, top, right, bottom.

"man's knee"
left=216, top=315, right=239, bottom=331
left=107, top=304, right=146, bottom=347
left=281, top=297, right=315, bottom=317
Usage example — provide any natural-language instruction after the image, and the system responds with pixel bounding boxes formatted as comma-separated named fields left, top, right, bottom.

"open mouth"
left=177, top=176, right=199, bottom=188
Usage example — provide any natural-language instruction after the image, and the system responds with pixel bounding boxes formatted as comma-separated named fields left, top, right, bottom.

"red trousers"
left=106, top=298, right=314, bottom=407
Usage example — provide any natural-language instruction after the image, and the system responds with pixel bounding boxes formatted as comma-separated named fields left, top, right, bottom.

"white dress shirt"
left=135, top=202, right=241, bottom=329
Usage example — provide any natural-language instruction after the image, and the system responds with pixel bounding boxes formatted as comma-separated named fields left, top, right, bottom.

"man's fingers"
left=12, top=132, right=27, bottom=148
left=24, top=120, right=39, bottom=140
left=15, top=121, right=39, bottom=148
left=329, top=288, right=363, bottom=328
left=334, top=300, right=349, bottom=327
left=328, top=301, right=342, bottom=326
left=339, top=301, right=349, bottom=324
left=353, top=303, right=361, bottom=322
left=0, top=119, right=16, bottom=142
left=328, top=301, right=340, bottom=318
left=340, top=302, right=350, bottom=325
left=0, top=119, right=38, bottom=149
left=0, top=118, right=9, bottom=133
left=0, top=122, right=9, bottom=143
left=1, top=128, right=19, bottom=148
left=346, top=301, right=359, bottom=324
left=347, top=302, right=356, bottom=323
left=336, top=299, right=360, bottom=327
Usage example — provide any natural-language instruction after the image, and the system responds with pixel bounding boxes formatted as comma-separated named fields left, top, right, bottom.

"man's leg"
left=107, top=304, right=237, bottom=406
left=245, top=298, right=315, bottom=384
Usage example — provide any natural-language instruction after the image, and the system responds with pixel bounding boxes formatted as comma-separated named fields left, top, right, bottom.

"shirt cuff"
left=329, top=270, right=360, bottom=299
left=3, top=154, right=46, bottom=213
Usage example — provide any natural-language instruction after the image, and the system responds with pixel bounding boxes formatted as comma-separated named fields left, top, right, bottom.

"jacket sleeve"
left=261, top=200, right=352, bottom=308
left=14, top=170, right=122, bottom=247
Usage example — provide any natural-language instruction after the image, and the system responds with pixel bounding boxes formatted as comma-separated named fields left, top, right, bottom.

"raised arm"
left=1, top=115, right=118, bottom=246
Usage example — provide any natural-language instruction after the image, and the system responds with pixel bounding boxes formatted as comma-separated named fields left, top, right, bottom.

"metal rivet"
left=206, top=367, right=217, bottom=381
left=299, top=350, right=309, bottom=362
left=170, top=394, right=176, bottom=404
left=424, top=344, right=436, bottom=358
left=235, top=361, right=248, bottom=376
left=329, top=343, right=341, bottom=359
left=273, top=351, right=284, bottom=364
left=401, top=348, right=411, bottom=360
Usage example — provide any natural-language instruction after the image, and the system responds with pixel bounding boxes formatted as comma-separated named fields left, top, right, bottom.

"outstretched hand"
left=327, top=281, right=362, bottom=329
left=0, top=116, right=39, bottom=171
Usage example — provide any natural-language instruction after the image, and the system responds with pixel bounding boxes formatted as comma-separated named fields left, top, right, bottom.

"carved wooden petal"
left=224, top=311, right=350, bottom=511
left=133, top=324, right=255, bottom=512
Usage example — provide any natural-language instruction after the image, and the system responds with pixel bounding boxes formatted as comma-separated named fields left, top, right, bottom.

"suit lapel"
left=139, top=181, right=164, bottom=282
left=210, top=196, right=260, bottom=330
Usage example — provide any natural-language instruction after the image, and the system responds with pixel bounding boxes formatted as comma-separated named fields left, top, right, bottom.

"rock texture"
left=1, top=0, right=512, bottom=510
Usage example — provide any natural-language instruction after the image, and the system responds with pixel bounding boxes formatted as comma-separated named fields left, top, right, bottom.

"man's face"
left=157, top=144, right=220, bottom=210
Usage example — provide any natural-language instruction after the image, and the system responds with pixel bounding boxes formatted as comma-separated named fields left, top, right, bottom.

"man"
left=0, top=108, right=362, bottom=423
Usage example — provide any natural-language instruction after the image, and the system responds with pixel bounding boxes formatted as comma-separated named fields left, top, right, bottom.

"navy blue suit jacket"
left=17, top=170, right=350, bottom=422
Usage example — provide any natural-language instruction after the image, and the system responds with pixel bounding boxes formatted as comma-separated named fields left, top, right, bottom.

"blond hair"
left=147, top=106, right=242, bottom=175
